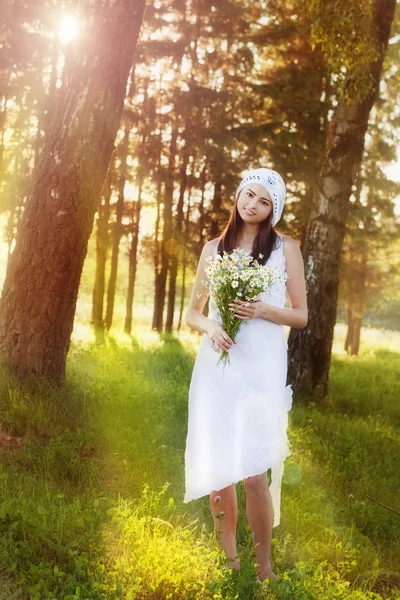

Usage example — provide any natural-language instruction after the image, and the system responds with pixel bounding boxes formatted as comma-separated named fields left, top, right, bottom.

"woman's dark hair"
left=215, top=191, right=282, bottom=265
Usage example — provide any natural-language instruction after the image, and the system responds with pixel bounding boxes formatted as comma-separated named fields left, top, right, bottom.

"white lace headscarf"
left=236, top=167, right=286, bottom=226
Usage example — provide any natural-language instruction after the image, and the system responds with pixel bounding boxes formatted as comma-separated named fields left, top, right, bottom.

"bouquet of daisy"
left=200, top=247, right=287, bottom=369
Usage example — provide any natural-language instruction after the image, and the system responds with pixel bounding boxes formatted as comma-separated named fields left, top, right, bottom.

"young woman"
left=183, top=167, right=308, bottom=583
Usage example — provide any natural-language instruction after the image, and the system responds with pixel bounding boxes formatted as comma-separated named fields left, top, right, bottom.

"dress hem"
left=183, top=451, right=291, bottom=528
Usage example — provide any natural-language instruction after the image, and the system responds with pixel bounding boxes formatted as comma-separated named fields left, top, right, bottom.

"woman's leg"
left=210, top=484, right=240, bottom=570
left=243, top=472, right=277, bottom=581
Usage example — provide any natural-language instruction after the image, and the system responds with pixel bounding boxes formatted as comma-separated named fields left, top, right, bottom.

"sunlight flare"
left=58, top=14, right=79, bottom=44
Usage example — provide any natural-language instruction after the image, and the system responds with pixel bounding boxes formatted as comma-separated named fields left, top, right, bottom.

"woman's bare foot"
left=227, top=556, right=241, bottom=571
left=257, top=562, right=277, bottom=582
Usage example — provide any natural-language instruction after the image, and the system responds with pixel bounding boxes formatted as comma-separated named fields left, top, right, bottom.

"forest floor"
left=0, top=319, right=399, bottom=600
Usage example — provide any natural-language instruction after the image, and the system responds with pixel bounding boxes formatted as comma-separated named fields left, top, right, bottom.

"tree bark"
left=0, top=0, right=145, bottom=382
left=287, top=0, right=396, bottom=399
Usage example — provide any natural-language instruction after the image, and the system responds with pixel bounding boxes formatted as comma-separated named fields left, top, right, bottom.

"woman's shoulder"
left=280, top=234, right=303, bottom=263
left=196, top=237, right=220, bottom=263
left=280, top=234, right=300, bottom=248
left=203, top=237, right=221, bottom=253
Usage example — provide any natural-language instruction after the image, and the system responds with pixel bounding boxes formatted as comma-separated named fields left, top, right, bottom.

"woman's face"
left=236, top=183, right=273, bottom=224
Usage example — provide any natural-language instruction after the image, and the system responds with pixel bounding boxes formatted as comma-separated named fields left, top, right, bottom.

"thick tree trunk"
left=92, top=167, right=112, bottom=329
left=152, top=128, right=178, bottom=332
left=166, top=139, right=189, bottom=332
left=287, top=0, right=396, bottom=399
left=0, top=0, right=145, bottom=382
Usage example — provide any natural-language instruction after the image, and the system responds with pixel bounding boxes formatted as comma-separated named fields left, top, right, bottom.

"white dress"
left=183, top=232, right=293, bottom=528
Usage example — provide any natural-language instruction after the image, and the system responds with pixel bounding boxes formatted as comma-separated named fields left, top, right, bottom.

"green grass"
left=0, top=321, right=399, bottom=599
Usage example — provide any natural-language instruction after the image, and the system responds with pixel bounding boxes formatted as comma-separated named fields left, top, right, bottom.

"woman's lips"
left=244, top=208, right=255, bottom=216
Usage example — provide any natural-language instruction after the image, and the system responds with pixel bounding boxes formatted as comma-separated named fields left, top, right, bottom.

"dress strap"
left=212, top=237, right=221, bottom=258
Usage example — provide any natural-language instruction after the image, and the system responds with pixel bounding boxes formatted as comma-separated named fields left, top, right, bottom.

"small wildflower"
left=348, top=494, right=354, bottom=499
left=360, top=501, right=365, bottom=506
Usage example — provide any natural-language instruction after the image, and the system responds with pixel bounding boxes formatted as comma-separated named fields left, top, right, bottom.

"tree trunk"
left=166, top=138, right=189, bottom=332
left=92, top=167, right=112, bottom=329
left=0, top=0, right=145, bottom=383
left=0, top=87, right=9, bottom=186
left=198, top=164, right=207, bottom=247
left=152, top=128, right=178, bottom=332
left=210, top=179, right=222, bottom=238
left=287, top=0, right=396, bottom=400
left=345, top=250, right=367, bottom=356
left=34, top=37, right=60, bottom=168
left=344, top=306, right=352, bottom=353
left=105, top=123, right=130, bottom=331
left=124, top=171, right=143, bottom=334
left=178, top=184, right=193, bottom=332
left=151, top=140, right=163, bottom=331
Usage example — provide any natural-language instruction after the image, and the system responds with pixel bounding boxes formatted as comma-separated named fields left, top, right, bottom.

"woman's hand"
left=206, top=320, right=237, bottom=353
left=228, top=298, right=267, bottom=321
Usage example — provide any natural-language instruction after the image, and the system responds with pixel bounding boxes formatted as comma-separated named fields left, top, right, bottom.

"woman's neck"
left=237, top=225, right=259, bottom=247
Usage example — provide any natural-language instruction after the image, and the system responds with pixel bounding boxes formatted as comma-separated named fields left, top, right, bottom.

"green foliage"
left=0, top=327, right=399, bottom=598
left=299, top=0, right=381, bottom=102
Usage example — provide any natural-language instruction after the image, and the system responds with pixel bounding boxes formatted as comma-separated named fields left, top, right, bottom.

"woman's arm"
left=263, top=236, right=308, bottom=328
left=185, top=239, right=236, bottom=351
left=184, top=239, right=217, bottom=335
left=230, top=236, right=308, bottom=329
